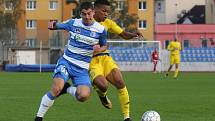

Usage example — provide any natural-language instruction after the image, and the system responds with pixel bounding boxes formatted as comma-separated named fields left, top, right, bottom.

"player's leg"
left=152, top=61, right=155, bottom=72
left=153, top=61, right=158, bottom=72
left=173, top=64, right=179, bottom=78
left=68, top=72, right=92, bottom=102
left=173, top=56, right=180, bottom=78
left=56, top=81, right=71, bottom=97
left=35, top=76, right=66, bottom=120
left=89, top=56, right=112, bottom=109
left=35, top=58, right=70, bottom=121
left=166, top=55, right=174, bottom=77
left=166, top=65, right=173, bottom=77
left=106, top=68, right=131, bottom=121
left=104, top=56, right=131, bottom=121
left=75, top=85, right=91, bottom=102
left=92, top=75, right=112, bottom=108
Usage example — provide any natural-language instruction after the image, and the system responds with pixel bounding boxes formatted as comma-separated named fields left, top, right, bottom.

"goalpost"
left=108, top=40, right=162, bottom=72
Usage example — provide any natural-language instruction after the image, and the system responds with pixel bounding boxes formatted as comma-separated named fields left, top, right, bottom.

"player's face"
left=80, top=8, right=95, bottom=25
left=94, top=4, right=110, bottom=22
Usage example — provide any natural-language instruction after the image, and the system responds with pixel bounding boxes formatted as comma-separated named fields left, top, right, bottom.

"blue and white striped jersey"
left=56, top=18, right=107, bottom=70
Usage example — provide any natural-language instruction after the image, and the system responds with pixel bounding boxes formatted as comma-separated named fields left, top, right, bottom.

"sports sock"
left=36, top=92, right=55, bottom=117
left=174, top=68, right=179, bottom=78
left=67, top=86, right=77, bottom=99
left=118, top=87, right=130, bottom=119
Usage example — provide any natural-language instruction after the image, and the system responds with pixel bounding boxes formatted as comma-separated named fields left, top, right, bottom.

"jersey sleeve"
left=108, top=20, right=123, bottom=35
left=99, top=29, right=107, bottom=46
left=56, top=19, right=74, bottom=31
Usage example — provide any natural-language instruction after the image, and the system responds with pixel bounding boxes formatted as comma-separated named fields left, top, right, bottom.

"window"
left=116, top=1, right=124, bottom=10
left=25, top=39, right=36, bottom=47
left=50, top=38, right=61, bottom=47
left=155, top=1, right=164, bottom=13
left=49, top=1, right=58, bottom=10
left=202, top=39, right=207, bottom=48
left=26, top=20, right=36, bottom=29
left=5, top=0, right=13, bottom=10
left=139, top=1, right=146, bottom=10
left=183, top=40, right=189, bottom=48
left=139, top=20, right=147, bottom=29
left=26, top=0, right=36, bottom=10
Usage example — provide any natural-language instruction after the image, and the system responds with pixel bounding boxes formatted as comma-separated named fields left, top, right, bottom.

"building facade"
left=155, top=24, right=215, bottom=48
left=206, top=0, right=215, bottom=24
left=16, top=0, right=76, bottom=48
left=155, top=0, right=205, bottom=24
left=3, top=0, right=156, bottom=46
left=128, top=0, right=155, bottom=40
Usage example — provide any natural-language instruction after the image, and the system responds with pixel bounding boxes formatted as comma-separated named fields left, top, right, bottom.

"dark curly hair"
left=94, top=0, right=110, bottom=7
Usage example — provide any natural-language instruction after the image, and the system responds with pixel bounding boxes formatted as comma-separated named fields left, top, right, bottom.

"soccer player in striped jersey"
left=34, top=2, right=107, bottom=121
left=165, top=37, right=182, bottom=78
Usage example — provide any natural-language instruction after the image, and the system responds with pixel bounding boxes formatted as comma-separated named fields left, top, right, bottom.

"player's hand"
left=135, top=31, right=145, bottom=41
left=93, top=44, right=101, bottom=52
left=48, top=21, right=57, bottom=30
left=133, top=31, right=143, bottom=38
left=136, top=31, right=143, bottom=38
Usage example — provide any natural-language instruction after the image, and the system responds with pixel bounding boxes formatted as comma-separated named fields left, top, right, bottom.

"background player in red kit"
left=151, top=49, right=159, bottom=73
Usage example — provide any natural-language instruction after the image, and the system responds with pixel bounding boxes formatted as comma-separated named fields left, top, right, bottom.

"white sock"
left=67, top=86, right=77, bottom=99
left=36, top=93, right=55, bottom=117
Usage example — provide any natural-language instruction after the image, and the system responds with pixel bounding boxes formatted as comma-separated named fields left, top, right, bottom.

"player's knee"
left=77, top=92, right=90, bottom=102
left=51, top=78, right=64, bottom=96
left=94, top=76, right=108, bottom=92
left=98, top=83, right=108, bottom=92
left=51, top=85, right=62, bottom=97
left=114, top=79, right=125, bottom=89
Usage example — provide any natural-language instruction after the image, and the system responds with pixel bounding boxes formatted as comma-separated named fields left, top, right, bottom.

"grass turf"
left=0, top=72, right=214, bottom=121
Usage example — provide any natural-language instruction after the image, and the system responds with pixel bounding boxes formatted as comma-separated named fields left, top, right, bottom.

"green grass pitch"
left=0, top=72, right=215, bottom=121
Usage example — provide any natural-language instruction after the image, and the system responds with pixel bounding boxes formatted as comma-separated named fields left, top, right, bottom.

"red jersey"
left=152, top=51, right=159, bottom=60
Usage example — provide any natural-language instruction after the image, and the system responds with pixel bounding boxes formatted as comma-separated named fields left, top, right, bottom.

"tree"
left=0, top=0, right=24, bottom=60
left=0, top=0, right=24, bottom=44
left=108, top=1, right=139, bottom=39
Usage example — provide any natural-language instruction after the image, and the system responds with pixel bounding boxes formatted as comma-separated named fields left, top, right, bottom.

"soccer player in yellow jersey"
left=165, top=37, right=182, bottom=78
left=90, top=1, right=142, bottom=121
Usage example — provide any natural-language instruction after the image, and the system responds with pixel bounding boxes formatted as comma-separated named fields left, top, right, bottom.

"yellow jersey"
left=167, top=41, right=181, bottom=55
left=94, top=19, right=123, bottom=55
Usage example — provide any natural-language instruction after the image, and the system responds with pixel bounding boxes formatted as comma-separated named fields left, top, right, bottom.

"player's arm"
left=48, top=19, right=72, bottom=30
left=119, top=31, right=142, bottom=40
left=93, top=45, right=108, bottom=52
left=109, top=20, right=143, bottom=39
left=93, top=29, right=108, bottom=52
left=167, top=42, right=173, bottom=51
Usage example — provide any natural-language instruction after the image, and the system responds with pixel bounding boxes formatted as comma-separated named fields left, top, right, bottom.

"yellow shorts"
left=89, top=55, right=118, bottom=81
left=170, top=54, right=180, bottom=65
